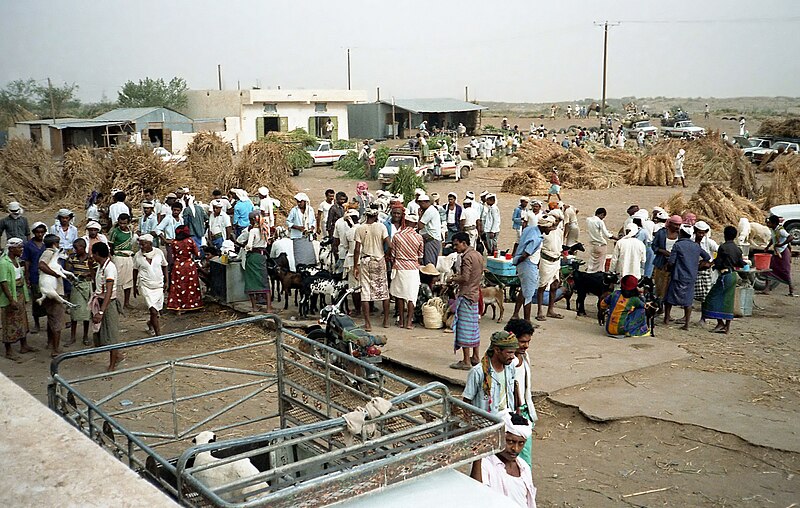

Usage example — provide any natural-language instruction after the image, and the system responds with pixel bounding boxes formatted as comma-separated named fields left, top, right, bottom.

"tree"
left=117, top=77, right=188, bottom=110
left=0, top=79, right=38, bottom=128
left=36, top=81, right=80, bottom=118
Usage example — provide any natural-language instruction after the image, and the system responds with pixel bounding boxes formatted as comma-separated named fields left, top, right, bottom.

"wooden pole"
left=601, top=21, right=608, bottom=146
left=347, top=48, right=351, bottom=90
left=391, top=97, right=397, bottom=139
left=47, top=77, right=56, bottom=124
left=465, top=86, right=469, bottom=102
left=218, top=64, right=222, bottom=90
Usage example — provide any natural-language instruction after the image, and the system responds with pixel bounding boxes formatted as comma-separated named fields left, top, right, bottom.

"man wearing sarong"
left=511, top=216, right=552, bottom=322
left=652, top=215, right=682, bottom=298
left=536, top=214, right=564, bottom=322
left=664, top=225, right=711, bottom=330
left=243, top=211, right=272, bottom=313
left=1, top=238, right=35, bottom=360
left=353, top=208, right=390, bottom=331
left=702, top=226, right=745, bottom=334
left=390, top=210, right=423, bottom=329
left=463, top=330, right=518, bottom=412
left=90, top=242, right=124, bottom=372
left=585, top=208, right=615, bottom=273
left=133, top=234, right=168, bottom=336
left=763, top=214, right=795, bottom=297
left=65, top=238, right=93, bottom=346
left=418, top=194, right=442, bottom=266
left=470, top=410, right=537, bottom=508
left=108, top=213, right=137, bottom=309
left=692, top=221, right=718, bottom=308
left=287, top=193, right=317, bottom=267
left=449, top=232, right=484, bottom=370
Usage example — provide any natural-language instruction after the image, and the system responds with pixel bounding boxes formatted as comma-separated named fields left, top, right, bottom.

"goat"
left=38, top=255, right=77, bottom=308
left=481, top=285, right=505, bottom=323
left=191, top=431, right=269, bottom=502
left=272, top=266, right=304, bottom=311
left=564, top=266, right=619, bottom=317
left=298, top=270, right=341, bottom=318
left=639, top=276, right=662, bottom=337
left=435, top=252, right=459, bottom=284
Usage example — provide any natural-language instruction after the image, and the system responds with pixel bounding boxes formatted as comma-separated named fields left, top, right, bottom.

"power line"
left=620, top=16, right=800, bottom=24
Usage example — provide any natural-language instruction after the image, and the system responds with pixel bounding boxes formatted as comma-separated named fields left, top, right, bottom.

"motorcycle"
left=305, top=286, right=387, bottom=387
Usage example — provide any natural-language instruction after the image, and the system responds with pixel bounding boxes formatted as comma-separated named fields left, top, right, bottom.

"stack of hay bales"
left=185, top=132, right=235, bottom=197
left=626, top=154, right=674, bottom=186
left=0, top=139, right=61, bottom=208
left=515, top=139, right=622, bottom=189
left=762, top=157, right=800, bottom=209
left=662, top=183, right=765, bottom=230
left=500, top=170, right=549, bottom=196
left=756, top=118, right=800, bottom=139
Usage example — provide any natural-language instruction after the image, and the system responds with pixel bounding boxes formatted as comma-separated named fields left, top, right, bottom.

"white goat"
left=435, top=252, right=459, bottom=284
left=191, top=431, right=269, bottom=502
left=37, top=254, right=77, bottom=308
left=737, top=217, right=771, bottom=249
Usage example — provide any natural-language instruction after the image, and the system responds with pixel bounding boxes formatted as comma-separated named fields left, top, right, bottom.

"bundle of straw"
left=762, top=157, right=800, bottom=209
left=0, top=139, right=61, bottom=207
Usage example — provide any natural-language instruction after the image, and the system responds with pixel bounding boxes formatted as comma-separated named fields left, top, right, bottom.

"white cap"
left=417, top=194, right=431, bottom=201
left=7, top=201, right=21, bottom=212
left=680, top=224, right=694, bottom=235
left=258, top=186, right=269, bottom=196
left=294, top=192, right=310, bottom=202
left=414, top=188, right=424, bottom=196
left=694, top=220, right=710, bottom=231
left=86, top=221, right=102, bottom=230
left=404, top=211, right=419, bottom=222
left=486, top=193, right=497, bottom=200
left=31, top=221, right=47, bottom=231
left=138, top=233, right=154, bottom=243
left=346, top=208, right=360, bottom=218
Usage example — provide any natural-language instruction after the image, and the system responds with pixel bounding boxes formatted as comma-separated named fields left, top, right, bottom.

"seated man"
left=470, top=410, right=537, bottom=507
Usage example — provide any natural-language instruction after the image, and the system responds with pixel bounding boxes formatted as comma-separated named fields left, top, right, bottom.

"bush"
left=333, top=139, right=358, bottom=150
left=389, top=164, right=425, bottom=205
left=374, top=146, right=389, bottom=170
left=285, top=145, right=314, bottom=169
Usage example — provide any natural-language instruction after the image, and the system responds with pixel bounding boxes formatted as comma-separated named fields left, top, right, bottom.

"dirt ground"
left=5, top=121, right=800, bottom=506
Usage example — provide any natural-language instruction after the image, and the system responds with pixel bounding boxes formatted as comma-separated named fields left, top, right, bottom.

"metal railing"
left=48, top=314, right=504, bottom=507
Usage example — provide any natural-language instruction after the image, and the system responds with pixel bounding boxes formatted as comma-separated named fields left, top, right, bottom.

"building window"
left=315, top=102, right=327, bottom=113
left=263, top=103, right=278, bottom=114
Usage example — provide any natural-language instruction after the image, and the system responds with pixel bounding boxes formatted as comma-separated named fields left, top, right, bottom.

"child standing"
left=547, top=168, right=562, bottom=202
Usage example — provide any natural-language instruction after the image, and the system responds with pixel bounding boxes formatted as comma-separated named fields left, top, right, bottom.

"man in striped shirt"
left=390, top=210, right=424, bottom=329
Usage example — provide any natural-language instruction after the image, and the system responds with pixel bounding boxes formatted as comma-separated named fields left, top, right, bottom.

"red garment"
left=166, top=238, right=203, bottom=311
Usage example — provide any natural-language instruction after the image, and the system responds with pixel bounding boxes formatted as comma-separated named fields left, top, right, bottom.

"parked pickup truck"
left=748, top=141, right=799, bottom=163
left=377, top=149, right=472, bottom=189
left=623, top=120, right=658, bottom=139
left=307, top=141, right=352, bottom=165
left=153, top=147, right=186, bottom=163
left=661, top=121, right=706, bottom=138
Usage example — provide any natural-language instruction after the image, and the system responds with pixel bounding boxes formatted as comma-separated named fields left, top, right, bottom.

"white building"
left=182, top=89, right=368, bottom=151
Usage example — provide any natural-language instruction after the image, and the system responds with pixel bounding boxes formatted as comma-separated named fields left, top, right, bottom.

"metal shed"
left=94, top=107, right=194, bottom=151
left=347, top=98, right=486, bottom=140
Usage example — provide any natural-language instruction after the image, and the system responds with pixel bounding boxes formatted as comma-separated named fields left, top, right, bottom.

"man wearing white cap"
left=208, top=199, right=232, bottom=249
left=692, top=221, right=718, bottom=305
left=138, top=202, right=159, bottom=245
left=418, top=194, right=442, bottom=266
left=336, top=208, right=362, bottom=313
left=258, top=186, right=280, bottom=228
left=353, top=207, right=390, bottom=331
left=610, top=223, right=647, bottom=279
left=512, top=197, right=529, bottom=241
left=672, top=148, right=687, bottom=188
left=287, top=193, right=317, bottom=266
left=512, top=216, right=552, bottom=321
left=460, top=199, right=481, bottom=248
left=133, top=234, right=168, bottom=336
left=664, top=224, right=712, bottom=330
left=562, top=203, right=579, bottom=247
left=0, top=202, right=30, bottom=247
left=390, top=210, right=424, bottom=329
left=51, top=208, right=78, bottom=262
left=406, top=188, right=424, bottom=216
left=231, top=189, right=254, bottom=237
left=482, top=194, right=501, bottom=255
left=470, top=409, right=537, bottom=508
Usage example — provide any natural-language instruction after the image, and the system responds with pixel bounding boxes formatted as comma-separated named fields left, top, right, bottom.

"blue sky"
left=1, top=0, right=798, bottom=103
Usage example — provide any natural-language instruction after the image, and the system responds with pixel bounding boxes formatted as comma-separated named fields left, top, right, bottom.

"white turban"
left=624, top=223, right=639, bottom=238
left=211, top=199, right=225, bottom=208
left=138, top=233, right=154, bottom=244
left=258, top=186, right=269, bottom=197
left=6, top=237, right=23, bottom=248
left=232, top=188, right=249, bottom=201
left=500, top=410, right=531, bottom=440
left=538, top=216, right=556, bottom=227
left=294, top=192, right=310, bottom=203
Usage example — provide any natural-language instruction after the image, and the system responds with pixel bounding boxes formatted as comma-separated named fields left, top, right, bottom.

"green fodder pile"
left=661, top=183, right=765, bottom=230
left=0, top=139, right=61, bottom=208
left=756, top=118, right=800, bottom=138
left=514, top=139, right=622, bottom=189
left=762, top=157, right=800, bottom=209
left=500, top=169, right=550, bottom=196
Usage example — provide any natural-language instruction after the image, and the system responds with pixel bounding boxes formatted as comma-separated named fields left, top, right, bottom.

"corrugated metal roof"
left=93, top=107, right=162, bottom=121
left=49, top=120, right=126, bottom=130
left=380, top=98, right=487, bottom=114
left=15, top=118, right=82, bottom=125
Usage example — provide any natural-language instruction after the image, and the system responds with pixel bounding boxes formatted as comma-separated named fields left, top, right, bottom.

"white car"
left=153, top=147, right=186, bottom=163
left=307, top=141, right=352, bottom=165
left=770, top=204, right=800, bottom=245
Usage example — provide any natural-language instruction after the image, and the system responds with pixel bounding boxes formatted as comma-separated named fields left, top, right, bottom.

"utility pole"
left=594, top=21, right=619, bottom=146
left=218, top=64, right=222, bottom=90
left=47, top=77, right=56, bottom=124
left=465, top=86, right=469, bottom=102
left=391, top=96, right=397, bottom=139
left=347, top=48, right=351, bottom=90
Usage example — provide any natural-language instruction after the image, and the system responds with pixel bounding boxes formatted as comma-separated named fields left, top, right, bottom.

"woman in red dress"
left=166, top=225, right=203, bottom=313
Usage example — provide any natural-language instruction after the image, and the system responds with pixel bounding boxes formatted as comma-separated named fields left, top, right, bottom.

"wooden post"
left=47, top=77, right=56, bottom=124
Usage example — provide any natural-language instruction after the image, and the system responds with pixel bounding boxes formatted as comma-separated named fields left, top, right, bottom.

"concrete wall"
left=184, top=90, right=244, bottom=119
left=8, top=124, right=31, bottom=141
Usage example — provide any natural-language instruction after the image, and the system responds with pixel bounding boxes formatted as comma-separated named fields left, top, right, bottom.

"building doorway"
left=256, top=116, right=285, bottom=138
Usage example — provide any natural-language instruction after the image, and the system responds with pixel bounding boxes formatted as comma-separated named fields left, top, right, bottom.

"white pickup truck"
left=770, top=204, right=800, bottom=245
left=661, top=121, right=706, bottom=138
left=378, top=150, right=472, bottom=189
left=307, top=141, right=352, bottom=165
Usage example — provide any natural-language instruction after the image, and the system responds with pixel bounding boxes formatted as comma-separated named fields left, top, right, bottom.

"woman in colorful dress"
left=1, top=238, right=36, bottom=360
left=599, top=275, right=649, bottom=337
left=166, top=225, right=203, bottom=313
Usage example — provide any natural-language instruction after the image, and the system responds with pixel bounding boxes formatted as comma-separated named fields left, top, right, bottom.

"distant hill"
left=482, top=97, right=800, bottom=118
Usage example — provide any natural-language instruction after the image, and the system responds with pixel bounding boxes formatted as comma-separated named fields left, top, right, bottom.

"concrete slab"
left=380, top=303, right=689, bottom=393
left=550, top=366, right=800, bottom=453
left=0, top=373, right=177, bottom=507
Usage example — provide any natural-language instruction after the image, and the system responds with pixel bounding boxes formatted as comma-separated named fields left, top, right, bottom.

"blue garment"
left=512, top=206, right=525, bottom=231
left=21, top=240, right=46, bottom=285
left=635, top=228, right=655, bottom=278
left=517, top=261, right=539, bottom=305
left=513, top=225, right=543, bottom=264
left=233, top=199, right=254, bottom=228
left=286, top=207, right=315, bottom=239
left=665, top=238, right=711, bottom=307
left=652, top=228, right=669, bottom=269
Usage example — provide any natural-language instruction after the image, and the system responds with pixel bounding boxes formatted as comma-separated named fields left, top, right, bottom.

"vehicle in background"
left=307, top=141, right=352, bottom=165
left=751, top=141, right=800, bottom=163
left=623, top=120, right=658, bottom=139
left=377, top=149, right=471, bottom=189
left=770, top=204, right=800, bottom=245
left=661, top=120, right=706, bottom=138
left=153, top=147, right=186, bottom=163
